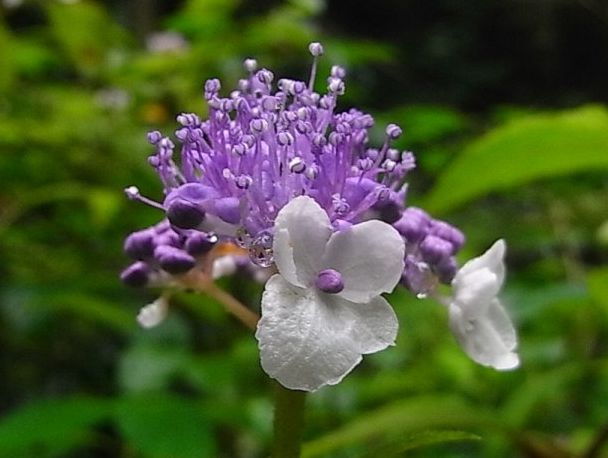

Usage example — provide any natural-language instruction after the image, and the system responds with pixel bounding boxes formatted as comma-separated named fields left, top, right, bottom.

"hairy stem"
left=272, top=383, right=307, bottom=458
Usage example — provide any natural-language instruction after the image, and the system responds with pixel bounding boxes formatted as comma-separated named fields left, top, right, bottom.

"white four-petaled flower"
left=448, top=239, right=519, bottom=370
left=255, top=196, right=405, bottom=391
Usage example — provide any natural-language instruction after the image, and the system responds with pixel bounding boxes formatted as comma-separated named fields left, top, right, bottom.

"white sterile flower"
left=255, top=196, right=405, bottom=391
left=449, top=239, right=519, bottom=370
left=137, top=296, right=169, bottom=328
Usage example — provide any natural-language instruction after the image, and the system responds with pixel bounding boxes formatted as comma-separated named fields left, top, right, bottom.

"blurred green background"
left=1, top=0, right=607, bottom=456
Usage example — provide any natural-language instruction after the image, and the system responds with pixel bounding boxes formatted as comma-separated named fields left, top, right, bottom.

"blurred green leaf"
left=302, top=396, right=496, bottom=457
left=425, top=105, right=608, bottom=214
left=46, top=1, right=128, bottom=77
left=0, top=397, right=111, bottom=458
left=361, top=430, right=481, bottom=457
left=115, top=394, right=216, bottom=458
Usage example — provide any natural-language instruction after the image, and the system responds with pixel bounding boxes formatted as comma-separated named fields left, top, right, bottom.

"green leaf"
left=361, top=430, right=481, bottom=457
left=114, top=395, right=216, bottom=458
left=302, top=396, right=495, bottom=457
left=0, top=397, right=112, bottom=457
left=424, top=105, right=608, bottom=214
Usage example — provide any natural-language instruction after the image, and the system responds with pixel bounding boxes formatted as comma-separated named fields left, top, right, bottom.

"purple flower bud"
left=419, top=235, right=453, bottom=264
left=308, top=42, right=324, bottom=57
left=386, top=123, right=402, bottom=139
left=214, top=197, right=241, bottom=224
left=120, top=262, right=151, bottom=287
left=154, top=245, right=196, bottom=274
left=166, top=199, right=205, bottom=229
left=429, top=221, right=465, bottom=252
left=393, top=207, right=431, bottom=242
left=184, top=233, right=216, bottom=256
left=436, top=256, right=458, bottom=284
left=315, top=269, right=344, bottom=294
left=124, top=229, right=156, bottom=260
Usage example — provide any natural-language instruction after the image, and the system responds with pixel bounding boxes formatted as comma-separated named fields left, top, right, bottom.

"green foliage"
left=425, top=105, right=608, bottom=214
left=0, top=1, right=607, bottom=457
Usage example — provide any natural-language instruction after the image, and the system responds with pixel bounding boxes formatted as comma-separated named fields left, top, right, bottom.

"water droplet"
left=235, top=227, right=252, bottom=248
left=248, top=231, right=274, bottom=267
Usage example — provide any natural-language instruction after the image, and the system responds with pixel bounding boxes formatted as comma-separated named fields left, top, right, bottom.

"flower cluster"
left=121, top=43, right=519, bottom=391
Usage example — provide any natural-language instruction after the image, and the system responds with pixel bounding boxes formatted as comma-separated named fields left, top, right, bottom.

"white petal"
left=321, top=220, right=405, bottom=303
left=137, top=296, right=169, bottom=328
left=255, top=275, right=398, bottom=391
left=273, top=196, right=332, bottom=287
left=449, top=298, right=519, bottom=370
left=453, top=267, right=501, bottom=314
left=454, top=239, right=506, bottom=290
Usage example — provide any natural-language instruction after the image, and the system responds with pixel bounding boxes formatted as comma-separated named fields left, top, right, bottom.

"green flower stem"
left=272, top=382, right=307, bottom=458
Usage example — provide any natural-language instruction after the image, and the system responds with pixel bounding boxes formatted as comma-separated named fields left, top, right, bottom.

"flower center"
left=315, top=269, right=344, bottom=294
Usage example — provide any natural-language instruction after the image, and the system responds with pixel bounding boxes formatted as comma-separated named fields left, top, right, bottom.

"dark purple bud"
left=419, top=235, right=453, bottom=264
left=154, top=231, right=181, bottom=247
left=429, top=221, right=465, bottom=253
left=315, top=269, right=344, bottom=294
left=184, top=233, right=216, bottom=256
left=393, top=207, right=431, bottom=242
left=167, top=198, right=205, bottom=229
left=124, top=229, right=156, bottom=260
left=214, top=197, right=241, bottom=224
left=120, top=262, right=151, bottom=287
left=436, top=256, right=458, bottom=284
left=154, top=245, right=196, bottom=274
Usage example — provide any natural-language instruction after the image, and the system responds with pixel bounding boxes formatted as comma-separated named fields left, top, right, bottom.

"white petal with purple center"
left=321, top=220, right=405, bottom=303
left=256, top=275, right=398, bottom=391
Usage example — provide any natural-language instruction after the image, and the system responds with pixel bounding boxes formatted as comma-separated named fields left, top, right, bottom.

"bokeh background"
left=1, top=0, right=608, bottom=457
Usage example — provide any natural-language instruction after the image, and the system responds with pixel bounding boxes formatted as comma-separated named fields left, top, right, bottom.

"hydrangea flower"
left=121, top=42, right=520, bottom=389
left=448, top=240, right=519, bottom=370
left=255, top=196, right=404, bottom=391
